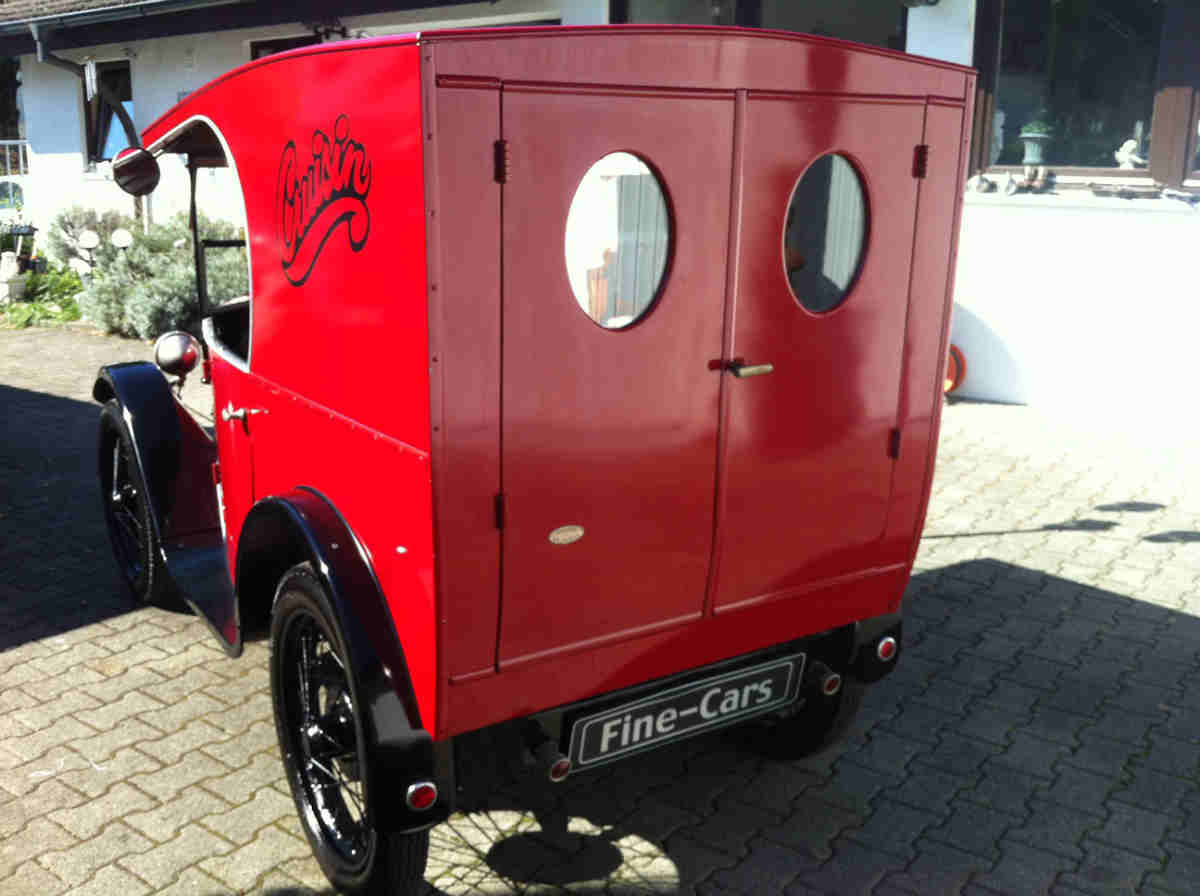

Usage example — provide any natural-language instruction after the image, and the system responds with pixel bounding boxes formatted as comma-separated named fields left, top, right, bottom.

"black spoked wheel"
left=98, top=399, right=165, bottom=603
left=270, top=564, right=429, bottom=895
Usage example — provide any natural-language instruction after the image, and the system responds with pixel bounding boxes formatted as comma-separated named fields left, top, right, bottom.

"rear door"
left=713, top=95, right=925, bottom=610
left=497, top=87, right=734, bottom=667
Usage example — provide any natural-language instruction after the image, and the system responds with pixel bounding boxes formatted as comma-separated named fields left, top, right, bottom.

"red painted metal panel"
left=496, top=86, right=733, bottom=668
left=424, top=77, right=504, bottom=682
left=712, top=95, right=924, bottom=612
left=209, top=352, right=255, bottom=578
left=425, top=27, right=970, bottom=100
left=444, top=564, right=909, bottom=737
left=883, top=95, right=976, bottom=571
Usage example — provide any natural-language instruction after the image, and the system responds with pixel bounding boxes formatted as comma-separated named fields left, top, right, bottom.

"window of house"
left=84, top=60, right=133, bottom=164
left=992, top=0, right=1163, bottom=169
left=975, top=1, right=1200, bottom=188
left=611, top=0, right=907, bottom=51
left=249, top=35, right=323, bottom=60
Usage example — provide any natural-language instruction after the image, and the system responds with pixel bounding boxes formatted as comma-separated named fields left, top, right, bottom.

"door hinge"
left=912, top=144, right=930, bottom=179
left=888, top=428, right=902, bottom=459
left=494, top=493, right=506, bottom=530
left=493, top=139, right=510, bottom=184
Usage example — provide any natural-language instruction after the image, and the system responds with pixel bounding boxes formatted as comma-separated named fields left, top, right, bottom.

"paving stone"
left=149, top=867, right=228, bottom=896
left=685, top=799, right=778, bottom=857
left=48, top=781, right=156, bottom=840
left=129, top=750, right=229, bottom=802
left=789, top=839, right=907, bottom=895
left=919, top=732, right=1002, bottom=777
left=926, top=799, right=1016, bottom=861
left=73, top=689, right=164, bottom=732
left=0, top=859, right=70, bottom=896
left=197, top=824, right=311, bottom=892
left=989, top=732, right=1069, bottom=780
left=0, top=715, right=98, bottom=763
left=1007, top=800, right=1104, bottom=862
left=885, top=841, right=992, bottom=895
left=1059, top=837, right=1163, bottom=895
left=64, top=865, right=151, bottom=896
left=707, top=838, right=813, bottom=893
left=886, top=764, right=967, bottom=815
left=78, top=666, right=166, bottom=705
left=198, top=784, right=308, bottom=846
left=963, top=765, right=1045, bottom=818
left=68, top=718, right=160, bottom=762
left=977, top=840, right=1070, bottom=896
left=136, top=691, right=226, bottom=735
left=1092, top=803, right=1172, bottom=860
left=1044, top=765, right=1115, bottom=816
left=118, top=823, right=235, bottom=888
left=763, top=798, right=861, bottom=861
left=0, top=816, right=79, bottom=881
left=1062, top=730, right=1142, bottom=777
left=660, top=833, right=741, bottom=891
left=10, top=690, right=102, bottom=732
left=1141, top=735, right=1200, bottom=779
left=844, top=802, right=940, bottom=859
left=56, top=744, right=163, bottom=798
left=36, top=820, right=152, bottom=887
left=808, top=760, right=897, bottom=815
left=196, top=751, right=280, bottom=804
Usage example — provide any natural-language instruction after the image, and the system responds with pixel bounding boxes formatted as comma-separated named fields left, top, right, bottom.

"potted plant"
left=1018, top=115, right=1054, bottom=166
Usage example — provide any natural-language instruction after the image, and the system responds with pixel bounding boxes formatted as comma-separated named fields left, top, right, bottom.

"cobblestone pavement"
left=3, top=326, right=1200, bottom=895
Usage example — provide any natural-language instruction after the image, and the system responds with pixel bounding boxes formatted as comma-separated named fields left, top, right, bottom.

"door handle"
left=221, top=401, right=267, bottom=423
left=727, top=360, right=774, bottom=378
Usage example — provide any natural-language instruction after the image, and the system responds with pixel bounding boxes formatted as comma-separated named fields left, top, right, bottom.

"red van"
left=96, top=26, right=973, bottom=894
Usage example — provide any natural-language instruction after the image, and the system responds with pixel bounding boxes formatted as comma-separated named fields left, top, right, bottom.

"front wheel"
left=269, top=564, right=429, bottom=895
left=98, top=399, right=167, bottom=603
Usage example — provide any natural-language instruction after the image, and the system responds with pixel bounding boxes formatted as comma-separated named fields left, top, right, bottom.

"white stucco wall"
left=17, top=0, right=608, bottom=254
left=905, top=0, right=975, bottom=66
left=950, top=194, right=1200, bottom=422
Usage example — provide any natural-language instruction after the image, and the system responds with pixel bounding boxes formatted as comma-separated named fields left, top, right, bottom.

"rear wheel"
left=747, top=677, right=864, bottom=760
left=270, top=564, right=429, bottom=895
left=98, top=399, right=166, bottom=603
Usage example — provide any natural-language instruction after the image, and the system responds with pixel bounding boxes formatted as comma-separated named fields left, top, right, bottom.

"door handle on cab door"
left=726, top=360, right=774, bottom=378
left=221, top=401, right=267, bottom=423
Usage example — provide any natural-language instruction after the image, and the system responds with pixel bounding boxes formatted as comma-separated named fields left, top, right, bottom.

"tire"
left=269, top=563, right=430, bottom=895
left=98, top=399, right=167, bottom=603
left=747, top=677, right=864, bottom=760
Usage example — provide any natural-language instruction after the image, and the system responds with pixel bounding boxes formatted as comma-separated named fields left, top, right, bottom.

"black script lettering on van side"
left=276, top=114, right=372, bottom=286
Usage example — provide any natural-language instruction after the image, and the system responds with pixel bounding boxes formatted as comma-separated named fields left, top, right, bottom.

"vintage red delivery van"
left=95, top=25, right=974, bottom=894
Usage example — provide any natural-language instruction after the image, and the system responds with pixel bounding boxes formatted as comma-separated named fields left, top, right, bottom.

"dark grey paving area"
left=2, top=327, right=1200, bottom=894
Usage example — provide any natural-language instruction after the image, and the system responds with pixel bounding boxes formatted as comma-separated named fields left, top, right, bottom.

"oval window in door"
left=565, top=152, right=671, bottom=329
left=783, top=153, right=868, bottom=314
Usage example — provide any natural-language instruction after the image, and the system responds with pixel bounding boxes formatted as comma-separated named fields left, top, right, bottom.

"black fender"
left=237, top=487, right=449, bottom=831
left=850, top=612, right=903, bottom=683
left=93, top=362, right=180, bottom=550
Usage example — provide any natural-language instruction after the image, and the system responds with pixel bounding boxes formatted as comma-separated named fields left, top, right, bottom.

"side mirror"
left=113, top=147, right=160, bottom=196
left=154, top=331, right=201, bottom=379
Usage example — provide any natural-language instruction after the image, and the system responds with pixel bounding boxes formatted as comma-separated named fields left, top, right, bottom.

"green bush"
left=24, top=267, right=83, bottom=305
left=47, top=205, right=137, bottom=269
left=79, top=212, right=249, bottom=340
left=1, top=266, right=83, bottom=328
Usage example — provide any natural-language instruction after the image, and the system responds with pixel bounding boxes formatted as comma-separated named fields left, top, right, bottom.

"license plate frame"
left=567, top=653, right=805, bottom=769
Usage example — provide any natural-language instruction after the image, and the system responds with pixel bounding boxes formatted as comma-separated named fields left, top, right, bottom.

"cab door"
left=204, top=311, right=256, bottom=579
left=713, top=96, right=925, bottom=610
left=497, top=87, right=734, bottom=667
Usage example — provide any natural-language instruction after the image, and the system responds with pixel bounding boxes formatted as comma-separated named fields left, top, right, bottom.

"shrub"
left=47, top=205, right=137, bottom=269
left=79, top=212, right=249, bottom=340
left=1, top=265, right=83, bottom=328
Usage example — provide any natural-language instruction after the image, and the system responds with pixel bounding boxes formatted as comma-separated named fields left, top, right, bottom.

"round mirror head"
left=154, top=331, right=201, bottom=378
left=113, top=147, right=161, bottom=197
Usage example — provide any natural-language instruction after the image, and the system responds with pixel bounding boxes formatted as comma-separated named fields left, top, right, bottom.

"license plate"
left=567, top=654, right=805, bottom=768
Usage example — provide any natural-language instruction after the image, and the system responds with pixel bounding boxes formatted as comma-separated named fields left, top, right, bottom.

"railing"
left=0, top=140, right=30, bottom=178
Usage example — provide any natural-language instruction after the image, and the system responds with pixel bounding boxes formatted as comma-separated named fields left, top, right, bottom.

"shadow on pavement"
left=0, top=383, right=144, bottom=648
left=222, top=558, right=1200, bottom=895
left=923, top=518, right=1120, bottom=539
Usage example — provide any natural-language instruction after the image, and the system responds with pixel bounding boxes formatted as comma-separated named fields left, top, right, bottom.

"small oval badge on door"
left=549, top=525, right=585, bottom=545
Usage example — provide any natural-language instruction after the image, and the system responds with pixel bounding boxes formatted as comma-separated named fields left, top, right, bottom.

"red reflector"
left=877, top=636, right=897, bottom=662
left=406, top=782, right=438, bottom=811
left=821, top=672, right=842, bottom=697
left=549, top=757, right=572, bottom=783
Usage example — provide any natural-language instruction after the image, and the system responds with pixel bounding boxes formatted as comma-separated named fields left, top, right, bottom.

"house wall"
left=16, top=0, right=607, bottom=254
